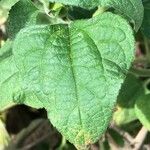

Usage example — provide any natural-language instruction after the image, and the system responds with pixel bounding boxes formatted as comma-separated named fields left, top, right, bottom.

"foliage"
left=1, top=0, right=150, bottom=149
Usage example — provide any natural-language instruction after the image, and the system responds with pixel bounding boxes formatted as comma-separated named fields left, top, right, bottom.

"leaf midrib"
left=67, top=26, right=85, bottom=143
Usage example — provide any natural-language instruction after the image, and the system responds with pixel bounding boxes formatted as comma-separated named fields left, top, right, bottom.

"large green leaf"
left=13, top=13, right=134, bottom=147
left=135, top=93, right=150, bottom=130
left=48, top=0, right=144, bottom=31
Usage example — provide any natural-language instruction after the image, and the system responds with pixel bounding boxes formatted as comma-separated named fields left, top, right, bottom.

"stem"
left=110, top=124, right=133, bottom=144
left=132, top=126, right=148, bottom=150
left=93, top=7, right=108, bottom=17
left=89, top=144, right=99, bottom=150
left=106, top=133, right=119, bottom=150
left=144, top=36, right=150, bottom=63
left=130, top=67, right=150, bottom=77
left=133, top=57, right=147, bottom=65
left=57, top=136, right=67, bottom=150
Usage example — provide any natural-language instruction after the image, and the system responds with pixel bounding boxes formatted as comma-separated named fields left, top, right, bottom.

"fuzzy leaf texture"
left=48, top=0, right=144, bottom=31
left=0, top=41, right=44, bottom=111
left=0, top=41, right=19, bottom=110
left=12, top=13, right=134, bottom=147
left=6, top=0, right=39, bottom=39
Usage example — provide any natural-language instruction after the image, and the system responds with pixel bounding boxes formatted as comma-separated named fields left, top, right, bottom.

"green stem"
left=133, top=57, right=147, bottom=64
left=130, top=67, right=150, bottom=77
left=93, top=6, right=108, bottom=17
left=57, top=136, right=67, bottom=150
left=144, top=36, right=150, bottom=63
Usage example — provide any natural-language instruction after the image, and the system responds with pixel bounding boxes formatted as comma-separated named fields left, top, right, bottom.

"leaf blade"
left=13, top=12, right=134, bottom=146
left=6, top=0, right=39, bottom=39
left=0, top=52, right=20, bottom=110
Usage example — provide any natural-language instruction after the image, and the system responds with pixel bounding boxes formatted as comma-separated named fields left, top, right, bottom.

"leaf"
left=0, top=41, right=19, bottom=110
left=108, top=129, right=124, bottom=147
left=113, top=74, right=144, bottom=125
left=6, top=0, right=60, bottom=39
left=0, top=0, right=20, bottom=24
left=117, top=74, right=143, bottom=108
left=13, top=13, right=134, bottom=147
left=6, top=0, right=39, bottom=39
left=0, top=41, right=44, bottom=111
left=113, top=107, right=137, bottom=125
left=141, top=0, right=150, bottom=38
left=135, top=93, right=150, bottom=130
left=48, top=0, right=144, bottom=31
left=68, top=6, right=96, bottom=20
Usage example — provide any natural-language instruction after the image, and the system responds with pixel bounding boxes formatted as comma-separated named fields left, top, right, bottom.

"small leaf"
left=114, top=74, right=144, bottom=125
left=0, top=0, right=20, bottom=24
left=6, top=0, right=59, bottom=39
left=13, top=13, right=134, bottom=147
left=48, top=0, right=144, bottom=31
left=117, top=74, right=143, bottom=108
left=113, top=107, right=137, bottom=125
left=141, top=0, right=150, bottom=38
left=6, top=0, right=39, bottom=39
left=135, top=93, right=150, bottom=130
